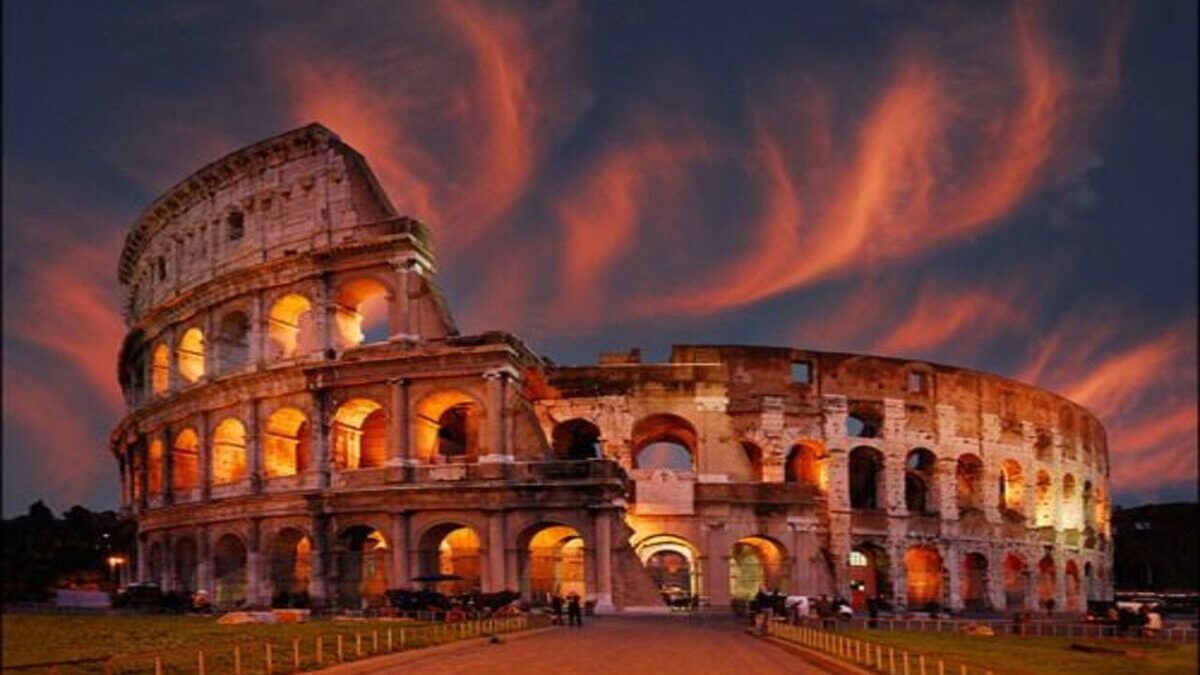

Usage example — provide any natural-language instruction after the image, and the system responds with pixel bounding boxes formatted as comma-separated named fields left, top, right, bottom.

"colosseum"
left=112, top=123, right=1113, bottom=615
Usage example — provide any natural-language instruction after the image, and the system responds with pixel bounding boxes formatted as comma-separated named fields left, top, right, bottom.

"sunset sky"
left=3, top=0, right=1195, bottom=515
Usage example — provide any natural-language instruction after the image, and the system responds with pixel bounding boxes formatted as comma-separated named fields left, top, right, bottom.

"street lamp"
left=107, top=555, right=128, bottom=587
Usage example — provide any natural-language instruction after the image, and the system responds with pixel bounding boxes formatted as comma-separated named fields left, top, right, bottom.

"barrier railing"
left=792, top=616, right=1197, bottom=643
left=767, top=621, right=996, bottom=675
left=1, top=615, right=542, bottom=674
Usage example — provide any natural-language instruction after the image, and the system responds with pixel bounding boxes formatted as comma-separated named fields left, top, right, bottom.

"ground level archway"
left=729, top=536, right=789, bottom=601
left=336, top=526, right=389, bottom=609
left=634, top=534, right=701, bottom=603
left=519, top=523, right=586, bottom=605
left=417, top=523, right=482, bottom=596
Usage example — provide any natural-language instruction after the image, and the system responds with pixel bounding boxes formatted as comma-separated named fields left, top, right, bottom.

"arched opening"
left=414, top=391, right=484, bottom=463
left=905, top=546, right=943, bottom=610
left=999, top=459, right=1024, bottom=514
left=1061, top=474, right=1078, bottom=528
left=551, top=419, right=601, bottom=460
left=174, top=538, right=198, bottom=593
left=147, top=439, right=164, bottom=497
left=269, top=528, right=312, bottom=607
left=333, top=277, right=391, bottom=348
left=1082, top=481, right=1094, bottom=529
left=1083, top=561, right=1094, bottom=601
left=418, top=524, right=481, bottom=596
left=332, top=398, right=387, bottom=470
left=741, top=442, right=764, bottom=481
left=904, top=448, right=937, bottom=514
left=1003, top=553, right=1027, bottom=609
left=956, top=454, right=984, bottom=512
left=148, top=542, right=164, bottom=586
left=211, top=418, right=248, bottom=484
left=729, top=536, right=788, bottom=601
left=267, top=294, right=316, bottom=359
left=846, top=408, right=881, bottom=438
left=849, top=446, right=885, bottom=509
left=632, top=414, right=696, bottom=471
left=1034, top=430, right=1053, bottom=462
left=961, top=552, right=989, bottom=611
left=1035, top=471, right=1054, bottom=526
left=213, top=534, right=247, bottom=607
left=1037, top=555, right=1056, bottom=610
left=785, top=444, right=820, bottom=486
left=336, top=526, right=389, bottom=608
left=176, top=327, right=205, bottom=383
left=151, top=343, right=170, bottom=395
left=263, top=408, right=311, bottom=477
left=171, top=429, right=199, bottom=492
left=216, top=311, right=250, bottom=372
left=849, top=544, right=891, bottom=611
left=520, top=523, right=586, bottom=605
left=635, top=534, right=700, bottom=603
left=1064, top=560, right=1081, bottom=612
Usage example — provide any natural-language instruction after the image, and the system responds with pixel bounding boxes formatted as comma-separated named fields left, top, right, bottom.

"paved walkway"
left=351, top=616, right=832, bottom=674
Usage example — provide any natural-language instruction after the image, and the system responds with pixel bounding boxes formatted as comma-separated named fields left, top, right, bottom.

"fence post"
left=919, top=654, right=926, bottom=675
left=373, top=629, right=379, bottom=653
left=155, top=655, right=163, bottom=675
left=198, top=650, right=206, bottom=675
left=904, top=651, right=910, bottom=675
left=400, top=627, right=406, bottom=650
left=356, top=632, right=363, bottom=657
left=293, top=638, right=300, bottom=671
left=234, top=645, right=242, bottom=675
left=337, top=635, right=344, bottom=662
left=938, top=659, right=945, bottom=675
left=265, top=643, right=272, bottom=674
left=315, top=636, right=323, bottom=665
left=889, top=647, right=895, bottom=674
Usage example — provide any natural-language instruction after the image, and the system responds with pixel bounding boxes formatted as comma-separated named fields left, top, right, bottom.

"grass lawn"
left=2, top=613, right=521, bottom=674
left=840, top=629, right=1197, bottom=675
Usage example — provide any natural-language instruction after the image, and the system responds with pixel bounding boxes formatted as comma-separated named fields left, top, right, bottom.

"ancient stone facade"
left=112, top=124, right=1113, bottom=614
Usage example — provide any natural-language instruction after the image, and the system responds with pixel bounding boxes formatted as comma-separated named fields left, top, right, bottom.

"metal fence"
left=791, top=616, right=1198, bottom=642
left=768, top=622, right=998, bottom=675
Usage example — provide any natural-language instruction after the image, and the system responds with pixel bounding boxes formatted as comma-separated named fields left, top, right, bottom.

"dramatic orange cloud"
left=872, top=281, right=1031, bottom=355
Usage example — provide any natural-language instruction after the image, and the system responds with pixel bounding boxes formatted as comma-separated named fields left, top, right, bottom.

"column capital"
left=482, top=365, right=521, bottom=381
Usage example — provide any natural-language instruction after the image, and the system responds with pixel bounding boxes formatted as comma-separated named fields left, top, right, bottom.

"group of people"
left=550, top=592, right=585, bottom=627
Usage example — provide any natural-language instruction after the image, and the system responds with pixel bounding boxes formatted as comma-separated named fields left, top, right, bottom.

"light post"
left=107, top=554, right=128, bottom=588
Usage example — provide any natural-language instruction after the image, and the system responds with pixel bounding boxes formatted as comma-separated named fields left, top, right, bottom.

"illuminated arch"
left=905, top=448, right=937, bottom=514
left=215, top=310, right=250, bottom=372
left=147, top=438, right=164, bottom=496
left=417, top=523, right=481, bottom=596
left=785, top=443, right=821, bottom=487
left=961, top=552, right=989, bottom=611
left=151, top=343, right=170, bottom=395
left=415, top=390, right=485, bottom=462
left=730, top=535, right=789, bottom=600
left=518, top=522, right=586, bottom=604
left=849, top=446, right=885, bottom=509
left=176, top=327, right=205, bottom=383
left=956, top=453, right=984, bottom=512
left=741, top=441, right=764, bottom=481
left=632, top=414, right=696, bottom=471
left=332, top=398, right=387, bottom=470
left=551, top=419, right=602, bottom=460
left=171, top=429, right=199, bottom=491
left=634, top=533, right=702, bottom=599
left=267, top=293, right=316, bottom=359
left=212, top=417, right=248, bottom=484
left=1003, top=553, right=1027, bottom=609
left=905, top=545, right=943, bottom=609
left=336, top=525, right=390, bottom=608
left=999, top=459, right=1024, bottom=513
left=263, top=407, right=311, bottom=477
left=268, top=528, right=312, bottom=605
left=333, top=277, right=392, bottom=348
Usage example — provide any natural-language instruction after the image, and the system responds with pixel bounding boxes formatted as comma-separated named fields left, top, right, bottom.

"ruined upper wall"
left=118, top=124, right=419, bottom=322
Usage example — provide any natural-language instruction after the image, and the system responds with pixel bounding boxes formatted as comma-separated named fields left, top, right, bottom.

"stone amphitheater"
left=112, top=123, right=1113, bottom=614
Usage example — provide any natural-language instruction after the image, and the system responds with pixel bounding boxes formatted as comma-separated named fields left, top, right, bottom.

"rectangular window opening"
left=791, top=361, right=812, bottom=384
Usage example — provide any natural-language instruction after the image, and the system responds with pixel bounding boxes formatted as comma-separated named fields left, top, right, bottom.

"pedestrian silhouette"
left=567, top=593, right=583, bottom=627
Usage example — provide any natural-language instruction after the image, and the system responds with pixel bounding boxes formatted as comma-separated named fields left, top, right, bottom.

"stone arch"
left=905, top=545, right=943, bottom=610
left=1034, top=429, right=1053, bottom=462
left=414, top=390, right=485, bottom=463
left=263, top=407, right=311, bottom=477
left=517, top=522, right=586, bottom=604
left=1003, top=553, right=1027, bottom=609
left=741, top=441, right=764, bottom=481
left=1035, top=470, right=1054, bottom=526
left=174, top=537, right=198, bottom=593
left=416, top=522, right=482, bottom=595
left=176, top=327, right=205, bottom=383
left=151, top=342, right=170, bottom=395
left=147, top=438, right=165, bottom=497
left=215, top=310, right=250, bottom=372
left=332, top=398, right=387, bottom=470
left=268, top=527, right=312, bottom=606
left=1083, top=561, right=1095, bottom=601
left=1037, top=554, right=1056, bottom=610
left=213, top=533, right=247, bottom=607
left=1061, top=474, right=1078, bottom=528
left=956, top=453, right=984, bottom=512
left=335, top=525, right=389, bottom=608
left=1082, top=480, right=1095, bottom=528
left=999, top=459, right=1024, bottom=513
left=633, top=533, right=702, bottom=600
left=267, top=293, right=316, bottom=359
left=846, top=404, right=882, bottom=438
left=961, top=552, right=990, bottom=611
left=148, top=540, right=165, bottom=586
left=551, top=418, right=602, bottom=460
left=632, top=413, right=697, bottom=471
left=1064, top=560, right=1081, bottom=612
left=848, top=446, right=885, bottom=509
left=333, top=276, right=392, bottom=348
left=848, top=543, right=891, bottom=611
left=785, top=443, right=821, bottom=487
left=212, top=417, right=248, bottom=484
left=904, top=448, right=937, bottom=514
left=171, top=429, right=199, bottom=491
left=730, top=535, right=789, bottom=601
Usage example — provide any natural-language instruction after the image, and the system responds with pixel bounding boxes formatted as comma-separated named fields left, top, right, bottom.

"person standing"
left=551, top=594, right=564, bottom=626
left=567, top=593, right=583, bottom=627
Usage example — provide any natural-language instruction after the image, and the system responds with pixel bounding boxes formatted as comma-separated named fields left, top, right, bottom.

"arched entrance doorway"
left=1064, top=560, right=1081, bottom=612
left=418, top=524, right=482, bottom=595
left=519, top=523, right=585, bottom=605
left=268, top=528, right=312, bottom=606
left=848, top=544, right=890, bottom=611
left=635, top=534, right=700, bottom=604
left=905, top=546, right=943, bottom=611
left=1037, top=555, right=1056, bottom=611
left=336, top=526, right=388, bottom=609
left=961, top=552, right=989, bottom=611
left=1003, top=553, right=1027, bottom=610
left=174, top=538, right=198, bottom=593
left=729, top=536, right=788, bottom=601
left=213, top=534, right=247, bottom=607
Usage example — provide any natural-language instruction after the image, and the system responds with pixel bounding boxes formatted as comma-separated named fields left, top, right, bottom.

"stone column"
left=136, top=535, right=149, bottom=583
left=247, top=519, right=263, bottom=608
left=982, top=465, right=1002, bottom=523
left=486, top=511, right=507, bottom=593
left=312, top=389, right=331, bottom=489
left=198, top=412, right=212, bottom=502
left=389, top=254, right=420, bottom=340
left=988, top=547, right=1006, bottom=611
left=504, top=539, right=520, bottom=592
left=203, top=311, right=216, bottom=380
left=197, top=527, right=213, bottom=596
left=889, top=541, right=908, bottom=611
left=936, top=458, right=959, bottom=522
left=308, top=516, right=329, bottom=607
left=481, top=368, right=514, bottom=462
left=162, top=533, right=174, bottom=592
left=138, top=441, right=149, bottom=510
left=162, top=429, right=174, bottom=505
left=249, top=289, right=264, bottom=365
left=593, top=509, right=614, bottom=612
left=248, top=399, right=263, bottom=493
left=387, top=378, right=410, bottom=466
left=945, top=543, right=963, bottom=611
left=314, top=275, right=334, bottom=355
left=390, top=512, right=410, bottom=591
left=1052, top=553, right=1066, bottom=614
left=704, top=523, right=731, bottom=607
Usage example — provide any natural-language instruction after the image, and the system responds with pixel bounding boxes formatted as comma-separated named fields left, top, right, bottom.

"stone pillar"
left=161, top=533, right=174, bottom=592
left=884, top=449, right=905, bottom=515
left=593, top=509, right=614, bottom=612
left=162, top=429, right=174, bottom=505
left=248, top=399, right=263, bottom=493
left=387, top=379, right=410, bottom=466
left=481, top=368, right=514, bottom=462
left=946, top=543, right=963, bottom=611
left=309, top=516, right=329, bottom=607
left=504, top=541, right=520, bottom=592
left=314, top=275, right=334, bottom=355
left=890, top=541, right=908, bottom=611
left=389, top=253, right=424, bottom=340
left=1052, top=553, right=1066, bottom=614
left=390, top=512, right=410, bottom=591
left=1024, top=566, right=1039, bottom=612
left=198, top=412, right=212, bottom=502
left=312, top=389, right=331, bottom=489
left=704, top=523, right=731, bottom=607
left=138, top=441, right=149, bottom=510
left=988, top=548, right=1007, bottom=611
left=936, top=458, right=959, bottom=521
left=249, top=290, right=264, bottom=365
left=247, top=519, right=263, bottom=608
left=197, top=527, right=213, bottom=596
left=203, top=311, right=216, bottom=380
left=486, top=511, right=507, bottom=593
left=136, top=535, right=149, bottom=583
left=983, top=465, right=1002, bottom=523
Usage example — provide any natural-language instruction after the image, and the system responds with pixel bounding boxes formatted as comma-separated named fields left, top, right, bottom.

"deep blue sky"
left=3, top=0, right=1196, bottom=515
